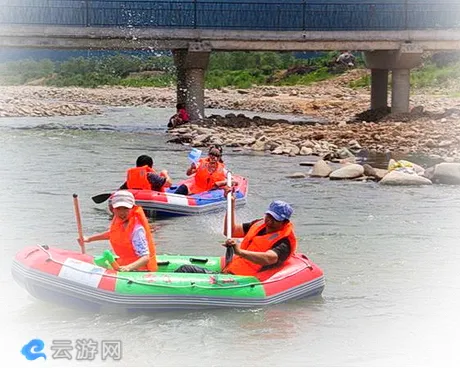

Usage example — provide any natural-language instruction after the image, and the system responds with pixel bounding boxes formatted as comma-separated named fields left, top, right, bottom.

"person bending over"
left=168, top=103, right=190, bottom=129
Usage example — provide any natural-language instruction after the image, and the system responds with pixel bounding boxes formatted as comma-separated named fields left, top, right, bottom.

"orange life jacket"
left=224, top=220, right=297, bottom=276
left=126, top=166, right=156, bottom=190
left=109, top=206, right=157, bottom=272
left=187, top=158, right=226, bottom=194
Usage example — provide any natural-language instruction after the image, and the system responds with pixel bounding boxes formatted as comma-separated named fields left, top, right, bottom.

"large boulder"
left=362, top=164, right=377, bottom=177
left=329, top=164, right=364, bottom=180
left=272, top=146, right=285, bottom=155
left=380, top=170, right=432, bottom=186
left=252, top=140, right=266, bottom=151
left=300, top=147, right=313, bottom=156
left=310, top=159, right=333, bottom=178
left=287, top=145, right=301, bottom=156
left=363, top=164, right=388, bottom=181
left=388, top=159, right=425, bottom=175
left=432, top=163, right=460, bottom=184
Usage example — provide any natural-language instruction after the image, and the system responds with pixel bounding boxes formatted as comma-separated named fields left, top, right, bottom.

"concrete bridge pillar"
left=370, top=69, right=389, bottom=110
left=173, top=42, right=211, bottom=121
left=364, top=45, right=422, bottom=113
left=391, top=69, right=411, bottom=113
left=173, top=50, right=187, bottom=106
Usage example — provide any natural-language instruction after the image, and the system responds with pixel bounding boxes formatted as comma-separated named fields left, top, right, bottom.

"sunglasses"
left=209, top=152, right=221, bottom=158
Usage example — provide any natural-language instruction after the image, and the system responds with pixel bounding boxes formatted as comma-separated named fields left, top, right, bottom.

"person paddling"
left=175, top=195, right=297, bottom=275
left=79, top=190, right=158, bottom=272
left=120, top=155, right=172, bottom=192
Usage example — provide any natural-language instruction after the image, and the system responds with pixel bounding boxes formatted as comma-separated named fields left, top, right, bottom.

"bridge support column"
left=173, top=43, right=211, bottom=121
left=364, top=45, right=422, bottom=114
left=185, top=68, right=207, bottom=121
left=173, top=50, right=187, bottom=106
left=391, top=69, right=411, bottom=113
left=370, top=69, right=389, bottom=110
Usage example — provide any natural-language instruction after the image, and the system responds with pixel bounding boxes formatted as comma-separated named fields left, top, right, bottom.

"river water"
left=0, top=106, right=459, bottom=367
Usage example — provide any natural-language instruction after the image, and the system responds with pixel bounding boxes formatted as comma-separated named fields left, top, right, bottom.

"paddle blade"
left=91, top=193, right=112, bottom=204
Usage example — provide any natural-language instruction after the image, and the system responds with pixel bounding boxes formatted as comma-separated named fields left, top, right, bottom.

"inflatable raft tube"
left=12, top=245, right=325, bottom=312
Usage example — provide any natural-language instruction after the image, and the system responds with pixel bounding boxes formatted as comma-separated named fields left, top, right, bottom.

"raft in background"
left=110, top=174, right=248, bottom=217
left=12, top=245, right=325, bottom=312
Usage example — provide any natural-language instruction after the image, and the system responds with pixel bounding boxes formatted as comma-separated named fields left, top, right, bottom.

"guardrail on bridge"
left=1, top=0, right=460, bottom=31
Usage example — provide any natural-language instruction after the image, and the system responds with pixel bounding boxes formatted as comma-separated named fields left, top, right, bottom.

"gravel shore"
left=2, top=70, right=460, bottom=160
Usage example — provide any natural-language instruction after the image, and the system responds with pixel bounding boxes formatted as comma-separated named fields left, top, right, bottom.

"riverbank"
left=1, top=69, right=460, bottom=161
left=1, top=70, right=372, bottom=118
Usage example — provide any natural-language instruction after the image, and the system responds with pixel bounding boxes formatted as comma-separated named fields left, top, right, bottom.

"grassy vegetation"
left=349, top=73, right=370, bottom=89
left=0, top=54, right=176, bottom=88
left=0, top=51, right=343, bottom=89
left=0, top=59, right=55, bottom=85
left=1, top=51, right=458, bottom=90
left=348, top=59, right=460, bottom=90
left=205, top=51, right=352, bottom=88
left=410, top=62, right=460, bottom=89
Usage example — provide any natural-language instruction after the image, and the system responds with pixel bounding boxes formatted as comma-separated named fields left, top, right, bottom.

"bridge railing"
left=1, top=1, right=459, bottom=30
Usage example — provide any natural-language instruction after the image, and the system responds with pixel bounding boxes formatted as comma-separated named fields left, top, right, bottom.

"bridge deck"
left=1, top=1, right=460, bottom=50
left=1, top=26, right=459, bottom=51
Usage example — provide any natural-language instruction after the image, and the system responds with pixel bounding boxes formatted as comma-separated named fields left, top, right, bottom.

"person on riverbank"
left=173, top=145, right=228, bottom=195
left=120, top=155, right=172, bottom=192
left=78, top=190, right=158, bottom=272
left=168, top=103, right=190, bottom=129
left=336, top=51, right=355, bottom=67
left=174, top=196, right=296, bottom=275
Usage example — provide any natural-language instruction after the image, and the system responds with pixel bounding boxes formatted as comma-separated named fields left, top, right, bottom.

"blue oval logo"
left=21, top=339, right=47, bottom=361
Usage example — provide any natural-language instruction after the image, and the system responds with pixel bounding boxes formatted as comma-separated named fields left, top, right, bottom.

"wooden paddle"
left=72, top=193, right=86, bottom=254
left=91, top=192, right=112, bottom=204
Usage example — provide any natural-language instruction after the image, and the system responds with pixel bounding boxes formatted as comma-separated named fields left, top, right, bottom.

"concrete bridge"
left=1, top=0, right=460, bottom=119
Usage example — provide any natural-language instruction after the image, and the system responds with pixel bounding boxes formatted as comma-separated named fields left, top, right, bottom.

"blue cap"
left=265, top=201, right=293, bottom=222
